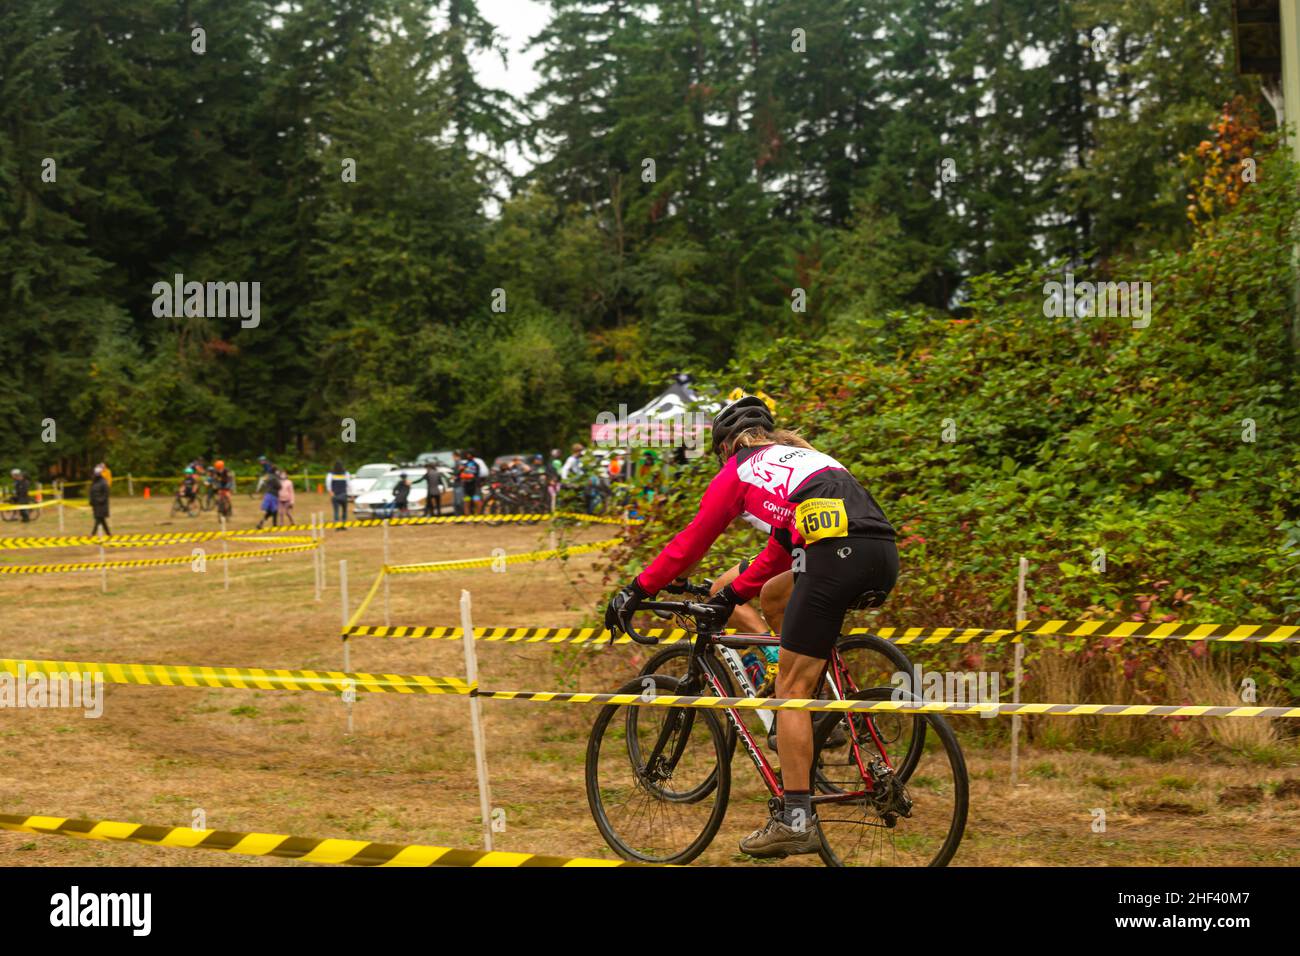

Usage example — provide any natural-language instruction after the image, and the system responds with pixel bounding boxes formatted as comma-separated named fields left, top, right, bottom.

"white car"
left=349, top=462, right=397, bottom=500
left=354, top=468, right=450, bottom=519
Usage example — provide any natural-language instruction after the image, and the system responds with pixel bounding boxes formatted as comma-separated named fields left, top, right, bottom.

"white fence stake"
left=99, top=543, right=107, bottom=593
left=128, top=473, right=134, bottom=497
left=313, top=513, right=321, bottom=601
left=318, top=512, right=327, bottom=589
left=57, top=483, right=65, bottom=534
left=1010, top=556, right=1027, bottom=786
left=383, top=519, right=391, bottom=626
left=461, top=590, right=494, bottom=852
left=340, top=559, right=353, bottom=733
left=221, top=515, right=230, bottom=591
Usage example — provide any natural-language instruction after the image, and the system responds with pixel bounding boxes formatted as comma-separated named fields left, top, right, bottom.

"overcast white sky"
left=470, top=0, right=549, bottom=102
left=465, top=0, right=550, bottom=178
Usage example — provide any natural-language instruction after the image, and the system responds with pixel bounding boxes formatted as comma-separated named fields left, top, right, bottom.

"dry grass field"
left=1, top=496, right=1297, bottom=866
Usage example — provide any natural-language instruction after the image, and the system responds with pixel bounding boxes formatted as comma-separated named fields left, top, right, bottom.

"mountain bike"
left=586, top=581, right=968, bottom=866
left=215, top=487, right=233, bottom=520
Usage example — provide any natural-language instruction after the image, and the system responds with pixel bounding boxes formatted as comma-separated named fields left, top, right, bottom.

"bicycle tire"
left=812, top=687, right=968, bottom=867
left=585, top=673, right=731, bottom=864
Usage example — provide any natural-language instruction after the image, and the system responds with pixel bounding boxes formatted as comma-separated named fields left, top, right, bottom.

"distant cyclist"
left=604, top=395, right=898, bottom=859
left=178, top=467, right=199, bottom=506
left=212, top=459, right=234, bottom=517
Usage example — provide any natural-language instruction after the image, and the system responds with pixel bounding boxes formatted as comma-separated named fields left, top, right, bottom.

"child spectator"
left=277, top=469, right=295, bottom=525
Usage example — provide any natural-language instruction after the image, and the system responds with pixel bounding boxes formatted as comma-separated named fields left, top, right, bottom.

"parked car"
left=491, top=452, right=541, bottom=472
left=349, top=462, right=397, bottom=500
left=415, top=450, right=456, bottom=471
left=354, top=467, right=451, bottom=518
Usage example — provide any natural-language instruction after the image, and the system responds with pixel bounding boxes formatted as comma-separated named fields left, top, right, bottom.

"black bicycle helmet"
left=711, top=395, right=775, bottom=457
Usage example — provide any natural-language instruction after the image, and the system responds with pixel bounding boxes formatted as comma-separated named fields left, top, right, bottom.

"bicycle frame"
left=658, top=624, right=898, bottom=809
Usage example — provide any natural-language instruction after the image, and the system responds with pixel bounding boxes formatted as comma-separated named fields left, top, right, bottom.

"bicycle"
left=215, top=487, right=233, bottom=520
left=200, top=476, right=217, bottom=512
left=170, top=488, right=201, bottom=518
left=636, top=580, right=924, bottom=780
left=0, top=498, right=40, bottom=523
left=585, top=581, right=969, bottom=866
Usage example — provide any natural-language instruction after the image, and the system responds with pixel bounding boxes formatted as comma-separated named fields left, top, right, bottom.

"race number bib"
left=795, top=498, right=848, bottom=543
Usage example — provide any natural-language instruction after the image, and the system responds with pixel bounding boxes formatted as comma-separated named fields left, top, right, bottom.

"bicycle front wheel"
left=813, top=687, right=968, bottom=867
left=585, top=674, right=731, bottom=864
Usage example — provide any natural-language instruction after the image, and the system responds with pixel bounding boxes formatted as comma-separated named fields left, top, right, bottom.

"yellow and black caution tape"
left=1020, top=619, right=1300, bottom=644
left=343, top=620, right=1300, bottom=648
left=340, top=623, right=1000, bottom=646
left=844, top=620, right=1299, bottom=645
left=846, top=626, right=1021, bottom=645
left=0, top=541, right=318, bottom=575
left=0, top=658, right=472, bottom=695
left=385, top=538, right=620, bottom=575
left=344, top=624, right=694, bottom=644
left=0, top=511, right=641, bottom=550
left=2, top=657, right=1291, bottom=718
left=0, top=498, right=85, bottom=512
left=476, top=688, right=1300, bottom=719
left=340, top=538, right=622, bottom=630
left=0, top=812, right=642, bottom=867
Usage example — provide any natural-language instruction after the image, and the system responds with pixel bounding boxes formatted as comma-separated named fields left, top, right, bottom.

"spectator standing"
left=256, top=468, right=282, bottom=528
left=325, top=461, right=351, bottom=528
left=9, top=468, right=32, bottom=523
left=277, top=469, right=295, bottom=525
left=417, top=462, right=446, bottom=517
left=451, top=451, right=467, bottom=516
left=98, top=462, right=113, bottom=487
left=560, top=443, right=585, bottom=480
left=391, top=474, right=412, bottom=518
left=457, top=451, right=483, bottom=516
left=89, top=465, right=111, bottom=537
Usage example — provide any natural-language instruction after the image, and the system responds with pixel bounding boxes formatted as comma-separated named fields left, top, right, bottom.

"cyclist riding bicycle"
left=178, top=466, right=199, bottom=504
left=212, top=459, right=234, bottom=512
left=604, top=394, right=899, bottom=859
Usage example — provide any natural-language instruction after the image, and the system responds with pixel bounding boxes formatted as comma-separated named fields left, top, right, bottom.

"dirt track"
left=1, top=497, right=1297, bottom=866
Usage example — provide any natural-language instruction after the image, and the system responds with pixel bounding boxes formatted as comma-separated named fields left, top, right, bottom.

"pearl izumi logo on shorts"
left=836, top=546, right=852, bottom=558
left=150, top=272, right=261, bottom=328
left=49, top=886, right=151, bottom=936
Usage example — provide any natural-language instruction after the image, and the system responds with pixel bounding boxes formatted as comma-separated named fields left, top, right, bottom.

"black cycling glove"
left=605, top=578, right=650, bottom=635
left=702, top=583, right=741, bottom=627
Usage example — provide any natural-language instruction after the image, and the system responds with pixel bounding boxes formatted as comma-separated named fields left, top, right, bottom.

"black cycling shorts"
left=780, top=537, right=899, bottom=660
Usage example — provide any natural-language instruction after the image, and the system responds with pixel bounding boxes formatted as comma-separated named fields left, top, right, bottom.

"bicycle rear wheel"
left=585, top=674, right=731, bottom=864
left=821, top=635, right=925, bottom=782
left=812, top=687, right=967, bottom=867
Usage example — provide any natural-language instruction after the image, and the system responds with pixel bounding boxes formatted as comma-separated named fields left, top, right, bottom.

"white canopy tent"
left=591, top=373, right=722, bottom=454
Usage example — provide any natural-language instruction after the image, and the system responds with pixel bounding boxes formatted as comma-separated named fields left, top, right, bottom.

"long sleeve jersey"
left=635, top=443, right=894, bottom=601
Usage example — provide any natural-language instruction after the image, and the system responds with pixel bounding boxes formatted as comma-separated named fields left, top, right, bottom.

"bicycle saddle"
left=849, top=589, right=889, bottom=610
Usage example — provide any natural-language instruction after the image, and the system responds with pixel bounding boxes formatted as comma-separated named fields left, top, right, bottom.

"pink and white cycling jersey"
left=636, top=444, right=893, bottom=601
